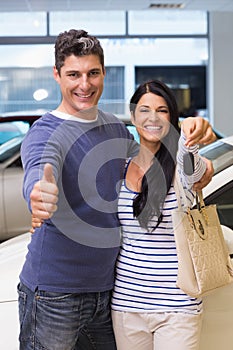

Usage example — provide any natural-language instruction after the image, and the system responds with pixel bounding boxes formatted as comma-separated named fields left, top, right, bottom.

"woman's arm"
left=177, top=117, right=216, bottom=189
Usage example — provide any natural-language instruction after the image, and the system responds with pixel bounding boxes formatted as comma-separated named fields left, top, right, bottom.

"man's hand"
left=182, top=117, right=217, bottom=147
left=30, top=163, right=59, bottom=222
left=192, top=157, right=214, bottom=191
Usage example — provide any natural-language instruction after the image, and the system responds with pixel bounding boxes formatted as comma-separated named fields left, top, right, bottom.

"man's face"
left=53, top=54, right=106, bottom=118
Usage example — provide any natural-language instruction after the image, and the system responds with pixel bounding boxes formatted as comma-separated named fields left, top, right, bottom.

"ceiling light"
left=33, top=89, right=48, bottom=101
left=149, top=3, right=185, bottom=9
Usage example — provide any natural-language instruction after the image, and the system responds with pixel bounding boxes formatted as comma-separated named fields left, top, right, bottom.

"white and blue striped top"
left=112, top=132, right=206, bottom=314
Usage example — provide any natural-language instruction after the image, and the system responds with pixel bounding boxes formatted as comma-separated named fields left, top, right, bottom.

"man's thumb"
left=42, top=163, right=56, bottom=184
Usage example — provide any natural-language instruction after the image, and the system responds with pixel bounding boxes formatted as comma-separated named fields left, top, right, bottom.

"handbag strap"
left=173, top=166, right=190, bottom=210
left=173, top=166, right=208, bottom=223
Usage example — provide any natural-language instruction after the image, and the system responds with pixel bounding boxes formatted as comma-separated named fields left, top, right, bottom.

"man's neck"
left=56, top=105, right=98, bottom=121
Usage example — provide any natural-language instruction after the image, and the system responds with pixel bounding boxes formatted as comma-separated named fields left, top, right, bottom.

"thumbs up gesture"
left=30, top=163, right=59, bottom=222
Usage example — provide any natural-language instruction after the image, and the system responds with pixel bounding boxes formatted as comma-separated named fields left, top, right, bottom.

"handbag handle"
left=173, top=166, right=191, bottom=209
left=174, top=167, right=208, bottom=224
left=195, top=191, right=209, bottom=224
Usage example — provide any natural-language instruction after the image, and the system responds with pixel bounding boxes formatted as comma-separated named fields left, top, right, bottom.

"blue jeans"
left=18, top=283, right=117, bottom=350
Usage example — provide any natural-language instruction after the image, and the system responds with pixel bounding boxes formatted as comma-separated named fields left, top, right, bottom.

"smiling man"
left=18, top=29, right=139, bottom=350
left=53, top=55, right=105, bottom=117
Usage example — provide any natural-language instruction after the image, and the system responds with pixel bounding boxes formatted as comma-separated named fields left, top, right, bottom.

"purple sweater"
left=20, top=111, right=138, bottom=292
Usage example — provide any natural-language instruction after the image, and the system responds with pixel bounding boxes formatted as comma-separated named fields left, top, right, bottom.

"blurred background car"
left=200, top=135, right=233, bottom=231
left=0, top=135, right=232, bottom=349
left=0, top=112, right=43, bottom=241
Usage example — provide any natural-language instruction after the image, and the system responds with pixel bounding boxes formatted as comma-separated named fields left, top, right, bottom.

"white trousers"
left=112, top=310, right=203, bottom=350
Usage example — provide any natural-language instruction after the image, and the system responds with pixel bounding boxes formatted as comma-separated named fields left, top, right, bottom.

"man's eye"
left=89, top=71, right=100, bottom=76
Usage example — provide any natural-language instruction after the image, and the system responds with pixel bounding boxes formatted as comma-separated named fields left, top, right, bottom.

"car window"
left=0, top=136, right=24, bottom=163
left=204, top=181, right=233, bottom=230
left=200, top=140, right=233, bottom=174
left=0, top=121, right=29, bottom=145
left=126, top=124, right=140, bottom=143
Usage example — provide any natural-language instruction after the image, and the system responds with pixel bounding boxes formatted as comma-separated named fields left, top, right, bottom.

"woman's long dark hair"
left=130, top=80, right=180, bottom=230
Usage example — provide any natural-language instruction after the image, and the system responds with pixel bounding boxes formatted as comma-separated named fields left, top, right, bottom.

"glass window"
left=135, top=65, right=206, bottom=117
left=100, top=66, right=125, bottom=114
left=101, top=38, right=208, bottom=66
left=0, top=12, right=47, bottom=36
left=0, top=122, right=28, bottom=145
left=0, top=45, right=54, bottom=67
left=200, top=140, right=233, bottom=174
left=128, top=10, right=207, bottom=35
left=0, top=66, right=60, bottom=113
left=0, top=36, right=208, bottom=116
left=50, top=11, right=126, bottom=36
left=0, top=45, right=125, bottom=115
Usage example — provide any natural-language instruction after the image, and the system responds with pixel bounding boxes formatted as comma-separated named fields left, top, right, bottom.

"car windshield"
left=200, top=139, right=233, bottom=174
left=0, top=136, right=24, bottom=163
left=0, top=121, right=29, bottom=145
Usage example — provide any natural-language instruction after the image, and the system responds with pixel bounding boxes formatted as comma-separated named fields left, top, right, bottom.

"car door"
left=2, top=154, right=31, bottom=240
left=204, top=168, right=233, bottom=231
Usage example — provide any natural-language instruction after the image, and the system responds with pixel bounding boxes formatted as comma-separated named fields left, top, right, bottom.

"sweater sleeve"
left=176, top=130, right=207, bottom=190
left=21, top=120, right=61, bottom=211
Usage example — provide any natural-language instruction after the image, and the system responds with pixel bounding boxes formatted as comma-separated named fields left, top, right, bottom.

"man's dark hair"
left=54, top=29, right=105, bottom=74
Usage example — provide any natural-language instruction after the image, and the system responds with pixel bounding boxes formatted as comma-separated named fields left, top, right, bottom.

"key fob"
left=183, top=152, right=194, bottom=175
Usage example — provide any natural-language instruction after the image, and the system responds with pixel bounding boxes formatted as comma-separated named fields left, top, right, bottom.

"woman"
left=111, top=80, right=215, bottom=350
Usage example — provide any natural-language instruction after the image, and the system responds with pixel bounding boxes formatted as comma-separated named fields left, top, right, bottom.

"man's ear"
left=53, top=66, right=60, bottom=83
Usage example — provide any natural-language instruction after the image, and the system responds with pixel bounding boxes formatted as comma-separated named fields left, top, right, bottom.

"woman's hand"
left=192, top=157, right=214, bottom=191
left=182, top=117, right=217, bottom=147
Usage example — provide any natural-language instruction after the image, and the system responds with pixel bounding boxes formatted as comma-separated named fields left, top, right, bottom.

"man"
left=18, top=29, right=215, bottom=350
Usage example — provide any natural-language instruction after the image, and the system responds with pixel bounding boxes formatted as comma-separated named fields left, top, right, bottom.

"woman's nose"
left=149, top=111, right=159, bottom=120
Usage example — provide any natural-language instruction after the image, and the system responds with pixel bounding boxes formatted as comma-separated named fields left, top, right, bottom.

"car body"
left=0, top=135, right=232, bottom=349
left=0, top=112, right=44, bottom=241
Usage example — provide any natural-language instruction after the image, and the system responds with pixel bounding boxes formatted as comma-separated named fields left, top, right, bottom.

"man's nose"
left=79, top=75, right=90, bottom=90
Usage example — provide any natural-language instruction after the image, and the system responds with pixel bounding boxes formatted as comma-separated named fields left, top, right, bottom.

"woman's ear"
left=130, top=111, right=135, bottom=125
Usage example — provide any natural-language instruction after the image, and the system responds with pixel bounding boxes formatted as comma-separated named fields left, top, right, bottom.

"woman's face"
left=132, top=92, right=170, bottom=148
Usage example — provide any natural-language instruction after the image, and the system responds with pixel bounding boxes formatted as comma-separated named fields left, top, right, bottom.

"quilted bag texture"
left=173, top=168, right=233, bottom=298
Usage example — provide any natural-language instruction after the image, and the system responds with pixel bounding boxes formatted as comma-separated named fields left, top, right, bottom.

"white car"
left=0, top=136, right=232, bottom=350
left=0, top=113, right=42, bottom=241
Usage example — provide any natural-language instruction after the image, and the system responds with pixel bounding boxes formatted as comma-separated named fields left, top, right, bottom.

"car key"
left=183, top=152, right=194, bottom=175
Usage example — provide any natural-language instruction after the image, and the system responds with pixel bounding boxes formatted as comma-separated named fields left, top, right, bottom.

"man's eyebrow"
left=65, top=68, right=102, bottom=73
left=89, top=67, right=102, bottom=71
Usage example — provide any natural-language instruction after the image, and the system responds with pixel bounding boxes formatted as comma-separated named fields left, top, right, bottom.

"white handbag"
left=172, top=169, right=233, bottom=298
